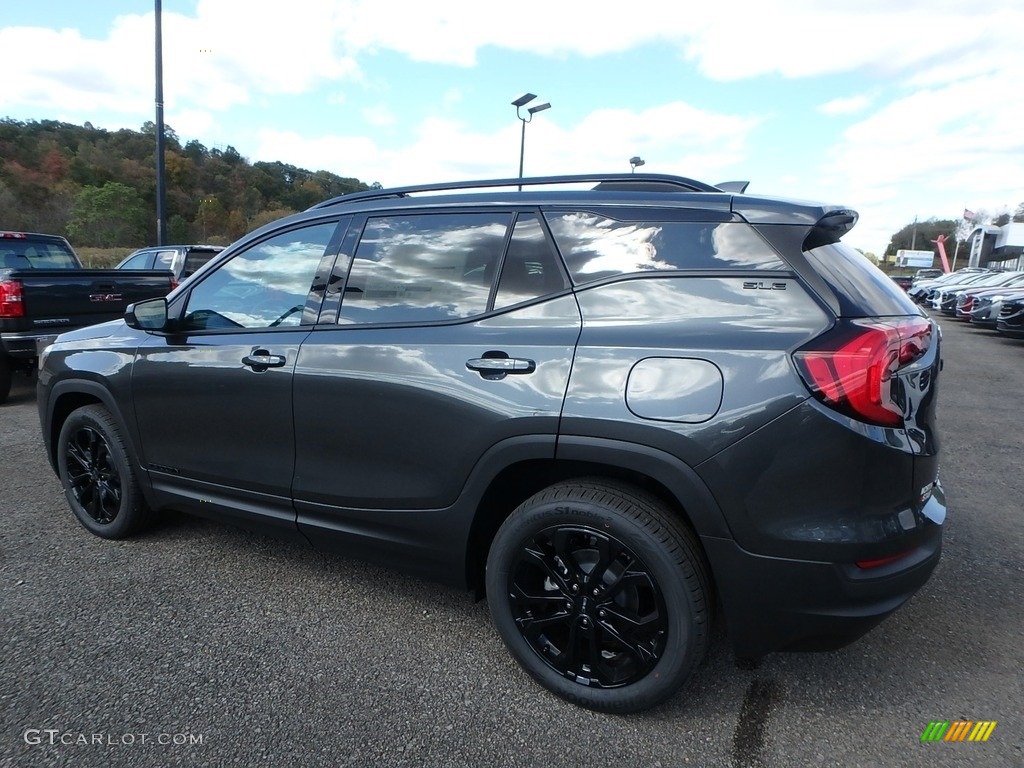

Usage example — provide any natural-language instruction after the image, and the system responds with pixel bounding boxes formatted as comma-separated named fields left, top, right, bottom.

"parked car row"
left=908, top=267, right=1024, bottom=338
left=889, top=267, right=944, bottom=292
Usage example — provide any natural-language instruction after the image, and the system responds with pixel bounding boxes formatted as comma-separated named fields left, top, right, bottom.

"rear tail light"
left=793, top=317, right=932, bottom=427
left=0, top=279, right=25, bottom=318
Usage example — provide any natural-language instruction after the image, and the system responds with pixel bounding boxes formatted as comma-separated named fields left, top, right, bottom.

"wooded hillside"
left=0, top=118, right=373, bottom=247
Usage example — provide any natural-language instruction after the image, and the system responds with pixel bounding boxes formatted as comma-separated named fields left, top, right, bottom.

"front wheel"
left=57, top=404, right=150, bottom=538
left=485, top=480, right=710, bottom=713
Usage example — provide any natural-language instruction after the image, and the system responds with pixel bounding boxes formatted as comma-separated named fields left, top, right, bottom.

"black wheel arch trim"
left=43, top=379, right=145, bottom=485
left=553, top=435, right=731, bottom=538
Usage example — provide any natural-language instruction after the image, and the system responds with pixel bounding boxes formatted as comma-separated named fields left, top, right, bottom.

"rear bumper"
left=703, top=509, right=943, bottom=658
left=1, top=330, right=62, bottom=359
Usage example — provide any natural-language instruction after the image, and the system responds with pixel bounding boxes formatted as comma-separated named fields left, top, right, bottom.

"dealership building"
left=966, top=222, right=1024, bottom=270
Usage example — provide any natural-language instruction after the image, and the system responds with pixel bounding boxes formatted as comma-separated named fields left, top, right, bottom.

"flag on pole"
left=963, top=208, right=976, bottom=220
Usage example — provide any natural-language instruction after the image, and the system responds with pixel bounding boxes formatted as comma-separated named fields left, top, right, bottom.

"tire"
left=485, top=479, right=710, bottom=713
left=0, top=353, right=12, bottom=405
left=56, top=404, right=150, bottom=539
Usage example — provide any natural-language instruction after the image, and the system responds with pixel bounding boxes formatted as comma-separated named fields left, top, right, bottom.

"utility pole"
left=154, top=0, right=167, bottom=245
left=910, top=216, right=917, bottom=251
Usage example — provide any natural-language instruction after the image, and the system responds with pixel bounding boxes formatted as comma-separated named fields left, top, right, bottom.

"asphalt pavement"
left=1, top=313, right=1022, bottom=768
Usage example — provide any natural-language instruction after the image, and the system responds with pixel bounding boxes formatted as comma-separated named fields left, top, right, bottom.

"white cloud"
left=812, top=63, right=1024, bottom=254
left=327, top=0, right=1023, bottom=83
left=0, top=1, right=360, bottom=121
left=818, top=95, right=873, bottom=117
left=362, top=106, right=395, bottom=128
left=252, top=101, right=761, bottom=187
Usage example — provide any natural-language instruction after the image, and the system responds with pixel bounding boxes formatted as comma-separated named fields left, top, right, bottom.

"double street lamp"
left=512, top=93, right=551, bottom=189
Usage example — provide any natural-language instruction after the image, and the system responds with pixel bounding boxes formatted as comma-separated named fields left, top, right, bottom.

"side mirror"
left=125, top=297, right=168, bottom=330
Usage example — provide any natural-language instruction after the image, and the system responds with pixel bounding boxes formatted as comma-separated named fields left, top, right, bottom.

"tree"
left=885, top=218, right=957, bottom=258
left=68, top=183, right=147, bottom=247
left=0, top=117, right=373, bottom=246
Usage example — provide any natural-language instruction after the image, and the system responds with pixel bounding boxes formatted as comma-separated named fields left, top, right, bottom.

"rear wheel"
left=57, top=404, right=150, bottom=538
left=485, top=479, right=710, bottom=713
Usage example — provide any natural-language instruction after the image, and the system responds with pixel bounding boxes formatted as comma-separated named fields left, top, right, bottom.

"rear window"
left=0, top=237, right=78, bottom=269
left=804, top=242, right=920, bottom=317
left=183, top=249, right=220, bottom=277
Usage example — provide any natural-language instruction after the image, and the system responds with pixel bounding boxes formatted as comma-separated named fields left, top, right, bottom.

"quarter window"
left=545, top=212, right=786, bottom=284
left=339, top=213, right=510, bottom=324
left=493, top=214, right=569, bottom=310
left=181, top=222, right=336, bottom=331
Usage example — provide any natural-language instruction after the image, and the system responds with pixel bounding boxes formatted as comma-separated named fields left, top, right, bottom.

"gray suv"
left=37, top=174, right=945, bottom=713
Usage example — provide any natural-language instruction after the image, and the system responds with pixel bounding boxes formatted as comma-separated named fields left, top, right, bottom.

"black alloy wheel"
left=57, top=404, right=150, bottom=538
left=507, top=524, right=668, bottom=689
left=487, top=480, right=710, bottom=713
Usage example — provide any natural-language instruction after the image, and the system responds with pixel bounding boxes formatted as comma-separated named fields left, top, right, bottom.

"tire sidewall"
left=57, top=406, right=140, bottom=539
left=486, top=494, right=702, bottom=713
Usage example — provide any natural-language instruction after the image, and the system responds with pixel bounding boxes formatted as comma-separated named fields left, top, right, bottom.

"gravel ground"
left=1, top=313, right=1022, bottom=768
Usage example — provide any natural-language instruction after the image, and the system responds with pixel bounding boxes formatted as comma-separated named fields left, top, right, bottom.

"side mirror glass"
left=125, top=297, right=168, bottom=330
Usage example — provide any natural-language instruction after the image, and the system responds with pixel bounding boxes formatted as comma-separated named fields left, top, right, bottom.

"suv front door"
left=130, top=220, right=343, bottom=534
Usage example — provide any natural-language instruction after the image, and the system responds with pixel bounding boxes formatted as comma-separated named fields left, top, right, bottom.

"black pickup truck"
left=0, top=231, right=175, bottom=403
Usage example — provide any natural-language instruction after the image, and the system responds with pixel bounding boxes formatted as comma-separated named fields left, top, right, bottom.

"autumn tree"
left=68, top=182, right=147, bottom=247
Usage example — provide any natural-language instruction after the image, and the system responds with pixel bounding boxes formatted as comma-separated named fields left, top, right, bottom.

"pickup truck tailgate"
left=15, top=269, right=174, bottom=330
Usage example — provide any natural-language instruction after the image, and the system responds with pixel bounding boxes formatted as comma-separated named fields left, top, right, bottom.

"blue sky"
left=2, top=0, right=1022, bottom=256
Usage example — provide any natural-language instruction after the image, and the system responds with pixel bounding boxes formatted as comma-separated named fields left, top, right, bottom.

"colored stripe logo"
left=921, top=721, right=997, bottom=742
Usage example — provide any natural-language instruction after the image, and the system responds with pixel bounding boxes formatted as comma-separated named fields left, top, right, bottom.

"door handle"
left=466, top=356, right=536, bottom=380
left=242, top=352, right=287, bottom=371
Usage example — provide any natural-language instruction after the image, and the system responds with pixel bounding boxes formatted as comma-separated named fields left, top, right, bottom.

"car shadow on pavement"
left=3, top=373, right=37, bottom=406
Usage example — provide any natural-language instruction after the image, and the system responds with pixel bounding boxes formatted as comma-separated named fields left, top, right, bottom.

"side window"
left=181, top=221, right=337, bottom=331
left=493, top=214, right=570, bottom=310
left=339, top=213, right=510, bottom=324
left=119, top=252, right=154, bottom=270
left=154, top=250, right=178, bottom=270
left=545, top=212, right=786, bottom=284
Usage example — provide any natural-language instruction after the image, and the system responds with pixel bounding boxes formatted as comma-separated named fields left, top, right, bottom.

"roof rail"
left=310, top=173, right=726, bottom=210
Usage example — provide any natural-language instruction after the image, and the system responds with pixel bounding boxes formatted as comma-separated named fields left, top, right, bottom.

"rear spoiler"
left=715, top=181, right=750, bottom=193
left=803, top=209, right=858, bottom=250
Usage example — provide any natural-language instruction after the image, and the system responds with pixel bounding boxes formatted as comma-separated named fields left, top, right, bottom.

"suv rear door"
left=291, top=210, right=581, bottom=575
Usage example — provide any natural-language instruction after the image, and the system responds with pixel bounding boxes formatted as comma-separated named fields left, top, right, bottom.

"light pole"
left=154, top=0, right=167, bottom=245
left=512, top=93, right=551, bottom=190
left=630, top=156, right=645, bottom=173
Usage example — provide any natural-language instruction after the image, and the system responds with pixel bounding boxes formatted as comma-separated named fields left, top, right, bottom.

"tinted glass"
left=339, top=213, right=510, bottom=324
left=182, top=222, right=336, bottom=331
left=804, top=242, right=920, bottom=317
left=545, top=212, right=785, bottom=284
left=183, top=249, right=219, bottom=277
left=119, top=252, right=154, bottom=269
left=493, top=215, right=570, bottom=309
